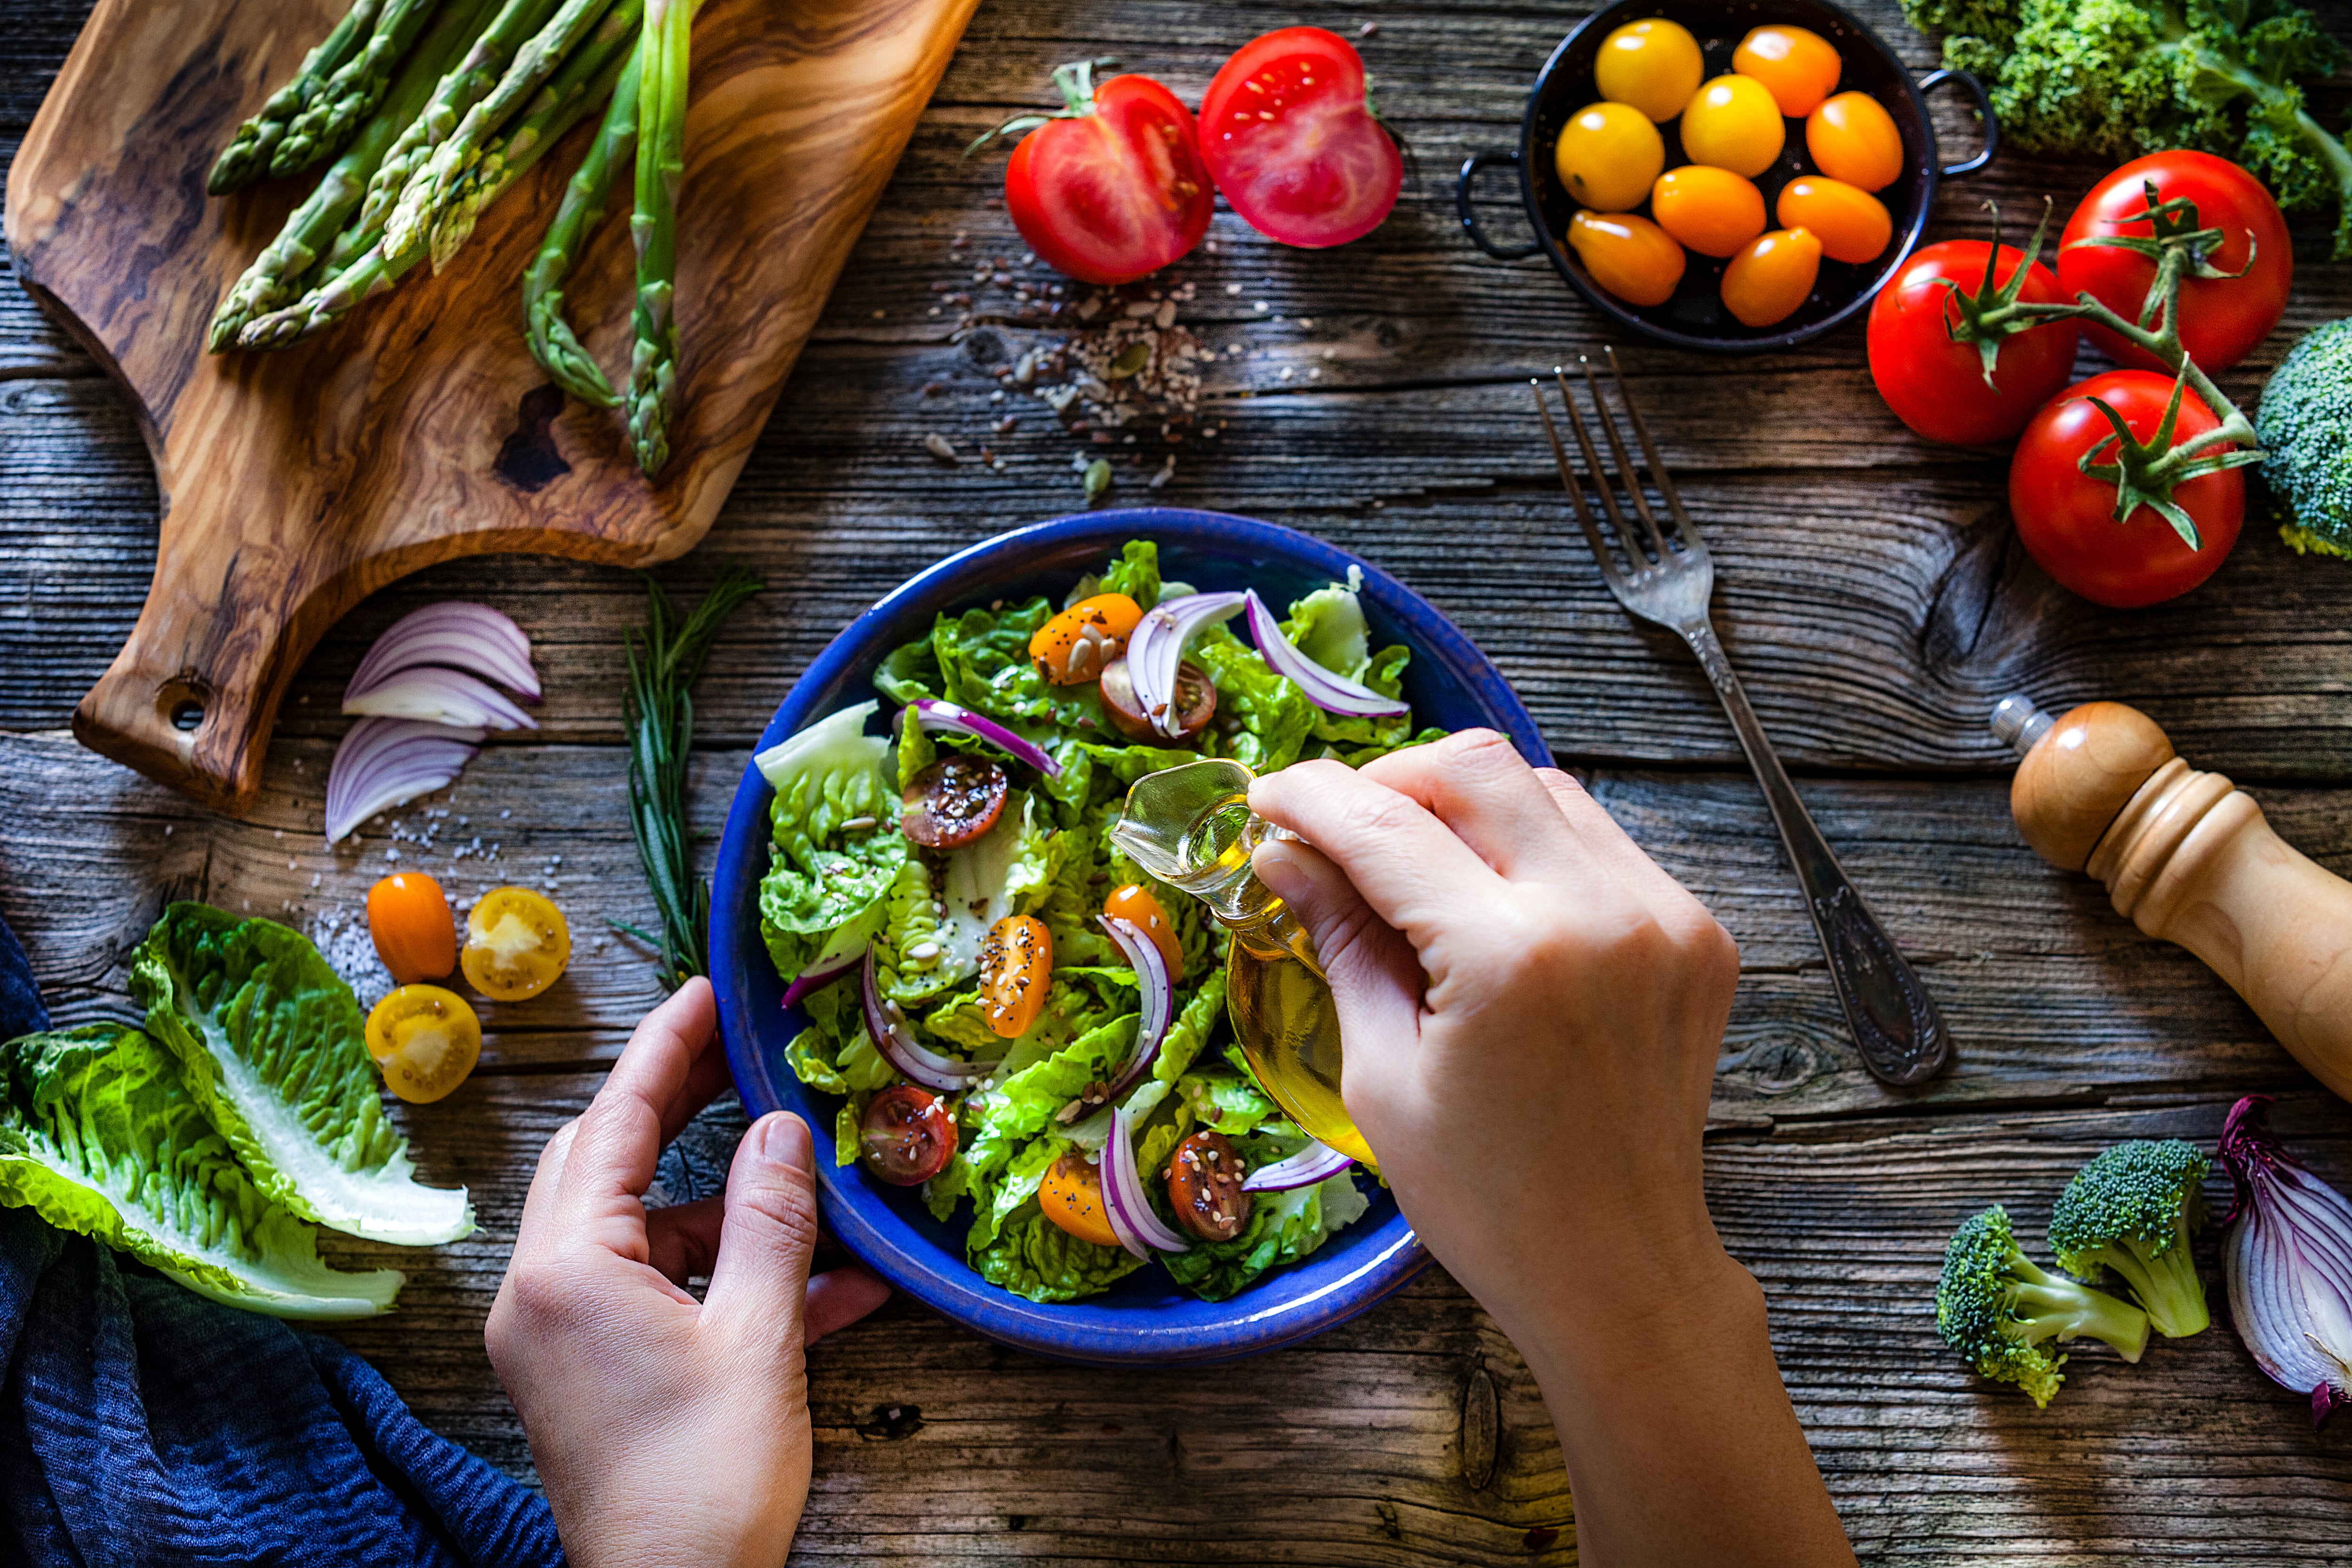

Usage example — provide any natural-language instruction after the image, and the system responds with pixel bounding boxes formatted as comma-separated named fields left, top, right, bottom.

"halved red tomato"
left=1197, top=28, right=1402, bottom=248
left=988, top=60, right=1213, bottom=286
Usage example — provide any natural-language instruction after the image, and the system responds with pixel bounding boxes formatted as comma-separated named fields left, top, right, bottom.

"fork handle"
left=1682, top=622, right=1953, bottom=1086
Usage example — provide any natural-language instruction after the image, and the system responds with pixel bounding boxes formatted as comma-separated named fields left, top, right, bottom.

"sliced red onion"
left=1125, top=591, right=1244, bottom=739
left=909, top=700, right=1061, bottom=777
left=324, top=718, right=485, bottom=843
left=345, top=602, right=540, bottom=704
left=342, top=666, right=539, bottom=730
left=1242, top=590, right=1409, bottom=719
left=781, top=948, right=865, bottom=1010
left=1100, top=1098, right=1191, bottom=1259
left=2221, top=1096, right=2352, bottom=1427
left=860, top=949, right=994, bottom=1092
left=1095, top=914, right=1172, bottom=1097
left=1242, top=1139, right=1355, bottom=1193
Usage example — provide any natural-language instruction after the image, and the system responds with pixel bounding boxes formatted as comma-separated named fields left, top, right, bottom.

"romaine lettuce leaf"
left=756, top=704, right=905, bottom=978
left=1181, top=1069, right=1282, bottom=1136
left=1189, top=628, right=1318, bottom=773
left=969, top=1206, right=1143, bottom=1302
left=129, top=904, right=471, bottom=1246
left=0, top=1024, right=405, bottom=1318
left=1160, top=1170, right=1371, bottom=1302
left=1284, top=577, right=1373, bottom=678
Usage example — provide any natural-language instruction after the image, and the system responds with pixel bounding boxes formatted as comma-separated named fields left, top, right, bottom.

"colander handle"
left=1456, top=150, right=1543, bottom=261
left=1921, top=68, right=1998, bottom=178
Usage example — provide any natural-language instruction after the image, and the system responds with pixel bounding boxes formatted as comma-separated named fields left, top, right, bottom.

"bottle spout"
left=1990, top=694, right=2055, bottom=757
left=1112, top=758, right=1323, bottom=974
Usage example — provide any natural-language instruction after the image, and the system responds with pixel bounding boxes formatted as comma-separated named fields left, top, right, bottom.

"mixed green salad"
left=760, top=540, right=1441, bottom=1303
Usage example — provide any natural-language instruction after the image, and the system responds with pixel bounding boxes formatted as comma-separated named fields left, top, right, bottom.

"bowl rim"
left=707, top=506, right=1551, bottom=1366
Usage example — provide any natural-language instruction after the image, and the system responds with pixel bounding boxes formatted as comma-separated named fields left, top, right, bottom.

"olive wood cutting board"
left=5, top=0, right=979, bottom=816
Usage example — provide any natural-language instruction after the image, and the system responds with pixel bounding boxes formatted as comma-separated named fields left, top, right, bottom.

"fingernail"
left=755, top=1111, right=812, bottom=1169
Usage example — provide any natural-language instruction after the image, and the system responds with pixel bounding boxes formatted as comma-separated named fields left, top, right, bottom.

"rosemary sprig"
left=614, top=566, right=763, bottom=991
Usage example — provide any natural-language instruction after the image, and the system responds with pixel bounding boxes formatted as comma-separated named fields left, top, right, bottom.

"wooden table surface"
left=9, top=0, right=2352, bottom=1560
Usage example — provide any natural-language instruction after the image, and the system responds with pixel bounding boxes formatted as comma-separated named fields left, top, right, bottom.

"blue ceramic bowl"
left=709, top=508, right=1552, bottom=1366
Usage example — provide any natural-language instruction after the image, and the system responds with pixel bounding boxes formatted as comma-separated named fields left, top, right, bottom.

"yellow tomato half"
left=1651, top=165, right=1766, bottom=258
left=1806, top=91, right=1904, bottom=192
left=1775, top=175, right=1891, bottom=263
left=1040, top=1151, right=1120, bottom=1248
left=1567, top=210, right=1686, bottom=308
left=1721, top=227, right=1823, bottom=328
left=980, top=913, right=1053, bottom=1039
left=365, top=985, right=482, bottom=1104
left=367, top=871, right=455, bottom=984
left=1104, top=883, right=1184, bottom=979
left=1593, top=17, right=1704, bottom=122
left=1732, top=24, right=1842, bottom=116
left=461, top=887, right=571, bottom=1003
left=1679, top=75, right=1785, bottom=179
left=1028, top=592, right=1144, bottom=685
left=1553, top=102, right=1664, bottom=214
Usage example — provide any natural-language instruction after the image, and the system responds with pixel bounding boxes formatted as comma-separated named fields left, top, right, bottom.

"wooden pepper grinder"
left=1992, top=696, right=2352, bottom=1100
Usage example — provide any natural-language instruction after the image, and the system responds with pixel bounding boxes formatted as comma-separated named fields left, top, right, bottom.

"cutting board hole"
left=159, top=682, right=210, bottom=734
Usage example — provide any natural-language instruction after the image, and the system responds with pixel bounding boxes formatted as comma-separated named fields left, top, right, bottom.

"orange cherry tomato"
left=1806, top=91, right=1903, bottom=192
left=1028, top=593, right=1144, bottom=685
left=1721, top=227, right=1823, bottom=328
left=364, top=985, right=481, bottom=1104
left=1566, top=210, right=1685, bottom=308
left=1678, top=74, right=1784, bottom=179
left=366, top=872, right=455, bottom=984
left=980, top=913, right=1053, bottom=1039
left=1104, top=883, right=1184, bottom=979
left=1651, top=165, right=1766, bottom=258
left=1553, top=101, right=1664, bottom=213
left=1593, top=17, right=1704, bottom=122
left=1775, top=175, right=1891, bottom=263
left=461, top=887, right=571, bottom=1002
left=1732, top=24, right=1841, bottom=116
left=1039, top=1150, right=1120, bottom=1248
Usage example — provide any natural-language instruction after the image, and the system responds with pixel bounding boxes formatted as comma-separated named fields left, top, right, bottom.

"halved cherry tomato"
left=1680, top=75, right=1784, bottom=179
left=1104, top=883, right=1184, bottom=979
left=461, top=887, right=570, bottom=1002
left=1594, top=17, right=1704, bottom=122
left=1567, top=209, right=1685, bottom=308
left=1554, top=101, right=1663, bottom=213
left=1732, top=24, right=1841, bottom=116
left=1029, top=592, right=1144, bottom=685
left=1867, top=238, right=2080, bottom=446
left=365, top=985, right=481, bottom=1104
left=991, top=63, right=1212, bottom=286
left=1722, top=227, right=1821, bottom=327
left=1098, top=656, right=1216, bottom=742
left=367, top=871, right=454, bottom=984
left=1776, top=175, right=1890, bottom=264
left=1806, top=92, right=1902, bottom=192
left=1040, top=1150, right=1120, bottom=1246
left=902, top=755, right=1009, bottom=849
left=860, top=1084, right=957, bottom=1186
left=1168, top=1129, right=1252, bottom=1242
left=1198, top=27, right=1402, bottom=248
left=980, top=913, right=1053, bottom=1038
left=1651, top=165, right=1765, bottom=258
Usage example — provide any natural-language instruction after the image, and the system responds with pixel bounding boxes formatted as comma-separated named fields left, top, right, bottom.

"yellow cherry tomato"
left=1553, top=102, right=1664, bottom=213
left=365, top=985, right=481, bottom=1104
left=1039, top=1151, right=1120, bottom=1249
left=1806, top=91, right=1904, bottom=192
left=1566, top=209, right=1686, bottom=308
left=1721, top=227, right=1823, bottom=328
left=1028, top=592, right=1144, bottom=685
left=1104, top=883, right=1184, bottom=979
left=461, top=887, right=571, bottom=1003
left=1650, top=165, right=1766, bottom=258
left=980, top=913, right=1052, bottom=1039
left=366, top=871, right=454, bottom=984
left=1775, top=175, right=1891, bottom=263
left=1592, top=17, right=1704, bottom=122
left=1678, top=74, right=1786, bottom=179
left=1732, top=24, right=1842, bottom=116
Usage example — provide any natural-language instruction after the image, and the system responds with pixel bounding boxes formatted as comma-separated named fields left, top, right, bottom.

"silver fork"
left=1531, top=350, right=1950, bottom=1088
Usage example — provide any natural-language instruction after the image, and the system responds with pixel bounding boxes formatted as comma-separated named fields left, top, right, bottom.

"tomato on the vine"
left=2010, top=370, right=2244, bottom=608
left=2057, top=151, right=2289, bottom=375
left=987, top=60, right=1212, bottom=286
left=1867, top=238, right=2081, bottom=446
left=1198, top=27, right=1402, bottom=248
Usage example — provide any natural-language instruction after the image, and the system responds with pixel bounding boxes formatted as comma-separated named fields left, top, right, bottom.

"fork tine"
left=1602, top=345, right=1700, bottom=549
left=1550, top=367, right=1648, bottom=571
left=1577, top=354, right=1675, bottom=564
left=1529, top=378, right=1629, bottom=593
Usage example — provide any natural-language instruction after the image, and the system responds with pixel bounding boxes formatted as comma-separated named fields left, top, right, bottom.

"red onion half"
left=324, top=719, right=485, bottom=843
left=345, top=602, right=540, bottom=704
left=343, top=666, right=538, bottom=730
left=1241, top=1139, right=1354, bottom=1193
left=1242, top=590, right=1409, bottom=718
left=1125, top=592, right=1244, bottom=739
left=1101, top=1098, right=1192, bottom=1259
left=909, top=700, right=1061, bottom=777
left=860, top=949, right=995, bottom=1092
left=1095, top=914, right=1172, bottom=1097
left=2221, top=1096, right=2352, bottom=1427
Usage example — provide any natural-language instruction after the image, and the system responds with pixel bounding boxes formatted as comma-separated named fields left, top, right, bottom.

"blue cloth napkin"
left=0, top=912, right=566, bottom=1567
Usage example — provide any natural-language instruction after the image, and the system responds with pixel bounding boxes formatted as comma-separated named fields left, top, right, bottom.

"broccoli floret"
left=2257, top=318, right=2352, bottom=561
left=1937, top=1205, right=2151, bottom=1408
left=2048, top=1139, right=2214, bottom=1339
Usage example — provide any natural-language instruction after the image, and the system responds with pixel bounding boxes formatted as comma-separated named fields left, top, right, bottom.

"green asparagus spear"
left=626, top=0, right=690, bottom=475
left=380, top=0, right=622, bottom=266
left=353, top=0, right=566, bottom=238
left=521, top=45, right=639, bottom=404
left=208, top=0, right=384, bottom=194
left=269, top=0, right=448, bottom=179
left=210, top=0, right=494, bottom=350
